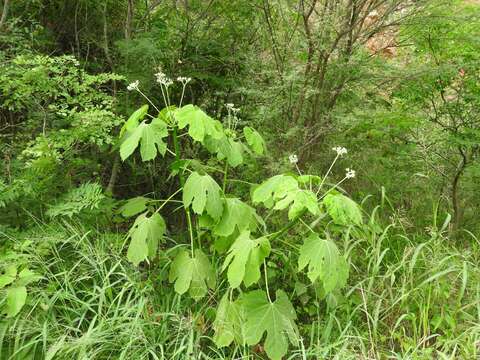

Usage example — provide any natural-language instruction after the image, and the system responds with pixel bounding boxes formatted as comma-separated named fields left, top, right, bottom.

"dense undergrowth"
left=2, top=0, right=480, bottom=359
left=1, top=205, right=479, bottom=359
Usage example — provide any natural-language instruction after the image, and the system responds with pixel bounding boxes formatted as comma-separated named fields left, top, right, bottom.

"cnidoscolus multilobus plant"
left=119, top=71, right=363, bottom=360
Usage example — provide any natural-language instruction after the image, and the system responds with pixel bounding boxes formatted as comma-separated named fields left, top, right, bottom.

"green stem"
left=173, top=126, right=195, bottom=257
left=222, top=162, right=229, bottom=193
left=268, top=209, right=307, bottom=243
left=263, top=259, right=272, bottom=303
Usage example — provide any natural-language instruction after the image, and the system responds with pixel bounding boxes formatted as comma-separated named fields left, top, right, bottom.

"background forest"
left=1, top=0, right=480, bottom=359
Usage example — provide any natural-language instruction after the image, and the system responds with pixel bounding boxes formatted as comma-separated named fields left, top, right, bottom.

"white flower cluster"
left=332, top=146, right=348, bottom=156
left=289, top=154, right=298, bottom=164
left=155, top=71, right=173, bottom=87
left=127, top=80, right=139, bottom=91
left=345, top=168, right=356, bottom=179
left=226, top=103, right=240, bottom=113
left=177, top=76, right=192, bottom=85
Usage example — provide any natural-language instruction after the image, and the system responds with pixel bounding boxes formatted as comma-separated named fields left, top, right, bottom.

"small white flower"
left=332, top=146, right=348, bottom=156
left=345, top=168, right=356, bottom=179
left=226, top=103, right=235, bottom=109
left=289, top=154, right=298, bottom=164
left=155, top=71, right=173, bottom=87
left=176, top=76, right=192, bottom=85
left=127, top=80, right=139, bottom=91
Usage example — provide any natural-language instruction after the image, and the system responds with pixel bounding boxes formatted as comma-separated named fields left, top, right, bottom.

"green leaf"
left=127, top=212, right=166, bottom=266
left=175, top=104, right=223, bottom=143
left=0, top=265, right=17, bottom=289
left=274, top=189, right=320, bottom=220
left=213, top=293, right=244, bottom=347
left=119, top=104, right=149, bottom=138
left=204, top=134, right=244, bottom=167
left=222, top=231, right=271, bottom=288
left=298, top=233, right=349, bottom=294
left=183, top=172, right=224, bottom=220
left=168, top=249, right=216, bottom=300
left=252, top=175, right=298, bottom=205
left=213, top=198, right=257, bottom=237
left=243, top=126, right=265, bottom=154
left=253, top=175, right=319, bottom=219
left=243, top=290, right=299, bottom=360
left=323, top=193, right=362, bottom=226
left=16, top=268, right=40, bottom=287
left=120, top=118, right=168, bottom=161
left=119, top=196, right=150, bottom=217
left=5, top=286, right=27, bottom=317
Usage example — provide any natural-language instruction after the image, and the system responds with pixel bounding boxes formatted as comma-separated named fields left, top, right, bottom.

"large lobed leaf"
left=213, top=293, right=244, bottom=347
left=322, top=193, right=362, bottom=226
left=213, top=198, right=258, bottom=237
left=183, top=171, right=224, bottom=221
left=127, top=212, right=166, bottom=266
left=168, top=249, right=216, bottom=300
left=242, top=290, right=299, bottom=360
left=222, top=231, right=271, bottom=288
left=120, top=117, right=168, bottom=161
left=252, top=175, right=320, bottom=219
left=298, top=233, right=349, bottom=294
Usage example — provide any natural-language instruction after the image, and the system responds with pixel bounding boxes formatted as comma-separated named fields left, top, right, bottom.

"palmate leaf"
left=252, top=175, right=320, bottom=219
left=213, top=198, right=258, bottom=237
left=243, top=126, right=265, bottom=155
left=120, top=118, right=168, bottom=161
left=127, top=212, right=166, bottom=266
left=5, top=286, right=27, bottom=317
left=183, top=171, right=224, bottom=221
left=274, top=188, right=320, bottom=220
left=205, top=135, right=244, bottom=167
left=119, top=104, right=148, bottom=137
left=298, top=233, right=349, bottom=294
left=242, top=290, right=299, bottom=360
left=119, top=196, right=150, bottom=217
left=323, top=193, right=362, bottom=226
left=175, top=104, right=223, bottom=143
left=222, top=231, right=271, bottom=288
left=0, top=265, right=17, bottom=289
left=213, top=293, right=244, bottom=347
left=168, top=249, right=215, bottom=300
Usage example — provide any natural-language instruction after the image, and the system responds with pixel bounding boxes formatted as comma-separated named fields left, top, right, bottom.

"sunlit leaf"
left=222, top=231, right=271, bottom=288
left=183, top=171, right=224, bottom=220
left=323, top=193, right=362, bottom=226
left=242, top=290, right=299, bottom=360
left=298, top=233, right=349, bottom=294
left=127, top=212, right=166, bottom=266
left=168, top=249, right=216, bottom=300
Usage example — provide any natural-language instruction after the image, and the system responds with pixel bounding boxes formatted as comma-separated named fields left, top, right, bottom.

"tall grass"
left=1, top=207, right=479, bottom=359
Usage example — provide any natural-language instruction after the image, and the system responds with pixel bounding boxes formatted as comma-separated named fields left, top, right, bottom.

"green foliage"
left=212, top=293, right=244, bottom=347
left=243, top=126, right=265, bottom=155
left=46, top=183, right=105, bottom=218
left=323, top=193, right=363, bottom=226
left=242, top=290, right=299, bottom=360
left=126, top=212, right=166, bottom=266
left=213, top=198, right=258, bottom=237
left=183, top=171, right=224, bottom=221
left=120, top=117, right=168, bottom=161
left=253, top=175, right=320, bottom=219
left=222, top=231, right=271, bottom=288
left=298, top=234, right=349, bottom=293
left=168, top=249, right=215, bottom=300
left=0, top=265, right=40, bottom=317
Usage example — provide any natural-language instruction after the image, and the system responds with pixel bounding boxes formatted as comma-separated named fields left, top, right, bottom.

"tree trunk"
left=0, top=0, right=9, bottom=30
left=451, top=148, right=467, bottom=232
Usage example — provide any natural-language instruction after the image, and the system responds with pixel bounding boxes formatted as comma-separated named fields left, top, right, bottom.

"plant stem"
left=172, top=125, right=195, bottom=257
left=263, top=259, right=272, bottom=303
left=222, top=162, right=229, bottom=193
